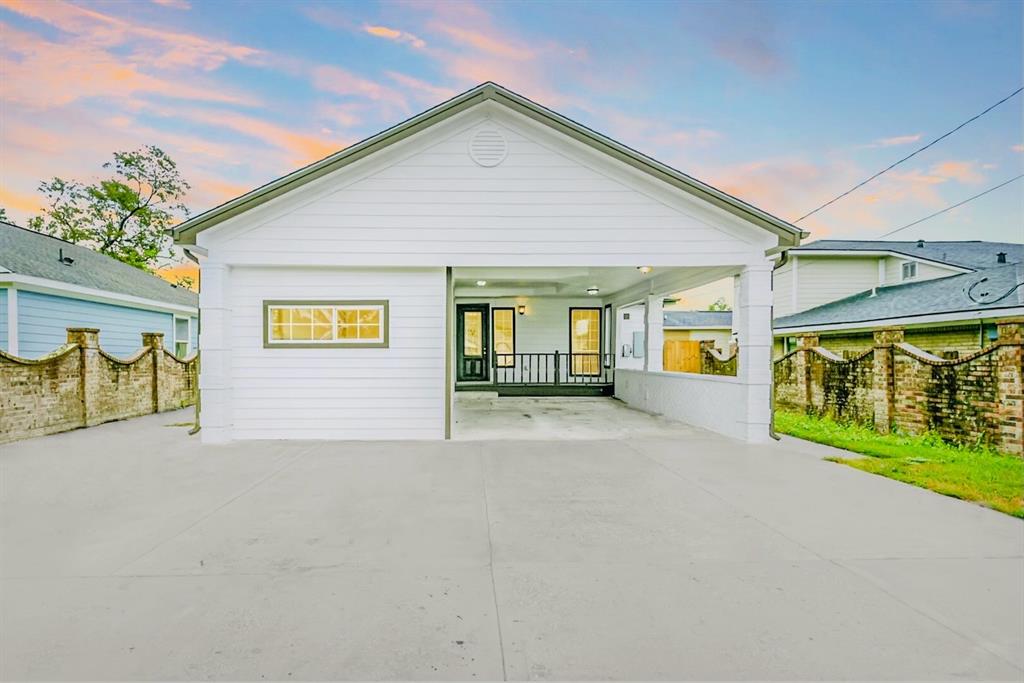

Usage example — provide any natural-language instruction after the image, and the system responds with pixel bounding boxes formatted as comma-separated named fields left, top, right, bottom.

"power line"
left=795, top=86, right=1024, bottom=223
left=878, top=174, right=1024, bottom=237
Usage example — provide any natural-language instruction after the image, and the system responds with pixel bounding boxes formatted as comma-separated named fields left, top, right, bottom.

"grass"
left=774, top=411, right=1024, bottom=519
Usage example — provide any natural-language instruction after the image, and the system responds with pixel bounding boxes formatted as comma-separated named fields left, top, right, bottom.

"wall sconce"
left=516, top=305, right=526, bottom=315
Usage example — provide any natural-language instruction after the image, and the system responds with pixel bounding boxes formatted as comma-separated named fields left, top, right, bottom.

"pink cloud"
left=867, top=133, right=922, bottom=148
left=930, top=160, right=984, bottom=184
left=1012, top=144, right=1024, bottom=153
left=151, top=0, right=191, bottom=9
left=363, top=24, right=426, bottom=49
left=311, top=65, right=410, bottom=115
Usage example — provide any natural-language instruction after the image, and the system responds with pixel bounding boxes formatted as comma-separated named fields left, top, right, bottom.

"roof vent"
left=916, top=239, right=925, bottom=248
left=468, top=129, right=508, bottom=167
left=58, top=248, right=74, bottom=266
left=997, top=252, right=1007, bottom=263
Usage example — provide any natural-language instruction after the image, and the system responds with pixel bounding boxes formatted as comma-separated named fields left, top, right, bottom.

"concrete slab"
left=1, top=407, right=1022, bottom=680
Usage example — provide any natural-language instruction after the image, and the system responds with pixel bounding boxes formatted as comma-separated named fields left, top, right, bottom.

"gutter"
left=768, top=249, right=790, bottom=442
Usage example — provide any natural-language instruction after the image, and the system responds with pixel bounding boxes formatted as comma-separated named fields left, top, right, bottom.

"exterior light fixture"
left=586, top=286, right=600, bottom=295
left=476, top=280, right=487, bottom=286
left=637, top=266, right=653, bottom=275
left=516, top=305, right=526, bottom=315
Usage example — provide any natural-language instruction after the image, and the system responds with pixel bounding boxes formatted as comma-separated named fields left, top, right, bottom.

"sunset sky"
left=1, top=0, right=1022, bottom=271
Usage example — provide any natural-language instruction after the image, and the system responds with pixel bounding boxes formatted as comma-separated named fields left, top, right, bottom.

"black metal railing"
left=492, top=352, right=614, bottom=386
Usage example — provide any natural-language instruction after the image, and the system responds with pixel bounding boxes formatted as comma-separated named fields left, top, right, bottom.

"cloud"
left=681, top=3, right=790, bottom=78
left=385, top=71, right=458, bottom=104
left=175, top=109, right=342, bottom=165
left=867, top=133, right=922, bottom=148
left=151, top=0, right=191, bottom=9
left=930, top=160, right=984, bottom=184
left=1012, top=144, right=1024, bottom=153
left=0, top=186, right=43, bottom=216
left=311, top=65, right=410, bottom=115
left=363, top=24, right=426, bottom=49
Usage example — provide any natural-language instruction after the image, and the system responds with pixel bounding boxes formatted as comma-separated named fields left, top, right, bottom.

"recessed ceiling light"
left=476, top=280, right=487, bottom=286
left=586, top=286, right=600, bottom=295
left=637, top=266, right=653, bottom=275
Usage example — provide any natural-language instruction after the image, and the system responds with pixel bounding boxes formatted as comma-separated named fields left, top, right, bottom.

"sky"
left=1, top=0, right=1022, bottom=295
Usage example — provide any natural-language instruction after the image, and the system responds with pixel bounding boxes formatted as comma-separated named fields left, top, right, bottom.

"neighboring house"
left=774, top=261, right=1024, bottom=357
left=173, top=82, right=805, bottom=444
left=773, top=239, right=1023, bottom=318
left=0, top=222, right=198, bottom=359
left=663, top=310, right=734, bottom=349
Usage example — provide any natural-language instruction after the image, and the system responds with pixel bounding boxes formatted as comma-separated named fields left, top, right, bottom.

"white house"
left=173, top=82, right=804, bottom=444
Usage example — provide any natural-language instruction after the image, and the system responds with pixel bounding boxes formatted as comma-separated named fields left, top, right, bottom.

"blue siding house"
left=0, top=222, right=198, bottom=359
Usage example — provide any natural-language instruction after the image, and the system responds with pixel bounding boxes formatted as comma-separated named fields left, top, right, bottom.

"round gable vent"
left=469, top=129, right=508, bottom=167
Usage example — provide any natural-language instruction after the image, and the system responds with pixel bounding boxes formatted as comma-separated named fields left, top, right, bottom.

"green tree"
left=29, top=146, right=190, bottom=271
left=0, top=207, right=8, bottom=222
left=707, top=297, right=731, bottom=311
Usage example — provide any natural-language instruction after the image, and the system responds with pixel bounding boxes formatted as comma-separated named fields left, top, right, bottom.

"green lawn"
left=774, top=411, right=1024, bottom=518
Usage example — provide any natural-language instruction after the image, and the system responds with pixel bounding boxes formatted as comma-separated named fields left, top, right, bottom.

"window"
left=570, top=307, right=601, bottom=375
left=263, top=300, right=388, bottom=348
left=901, top=261, right=917, bottom=280
left=492, top=308, right=515, bottom=367
left=173, top=316, right=191, bottom=357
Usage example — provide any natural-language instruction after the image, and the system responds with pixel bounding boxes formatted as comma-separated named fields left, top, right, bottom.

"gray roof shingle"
left=0, top=222, right=198, bottom=309
left=791, top=239, right=1023, bottom=271
left=774, top=263, right=1024, bottom=330
left=663, top=310, right=733, bottom=328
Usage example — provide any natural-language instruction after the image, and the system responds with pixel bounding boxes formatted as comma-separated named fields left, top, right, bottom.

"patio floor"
left=1, top=409, right=1021, bottom=680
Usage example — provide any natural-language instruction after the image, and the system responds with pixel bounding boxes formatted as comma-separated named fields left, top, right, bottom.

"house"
left=616, top=307, right=733, bottom=372
left=773, top=239, right=1023, bottom=318
left=172, top=82, right=805, bottom=444
left=774, top=260, right=1024, bottom=357
left=664, top=310, right=733, bottom=348
left=0, top=222, right=198, bottom=359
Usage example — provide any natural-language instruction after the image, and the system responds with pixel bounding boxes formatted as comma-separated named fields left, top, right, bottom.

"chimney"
left=997, top=252, right=1007, bottom=264
left=916, top=239, right=925, bottom=248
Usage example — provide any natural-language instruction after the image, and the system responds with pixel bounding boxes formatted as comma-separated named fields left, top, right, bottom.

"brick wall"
left=699, top=340, right=738, bottom=376
left=1, top=328, right=197, bottom=444
left=775, top=324, right=989, bottom=359
left=773, top=320, right=1024, bottom=456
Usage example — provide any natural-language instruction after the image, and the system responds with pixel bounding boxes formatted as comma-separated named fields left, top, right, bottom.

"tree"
left=29, top=146, right=190, bottom=271
left=707, top=297, right=731, bottom=311
left=0, top=207, right=8, bottom=222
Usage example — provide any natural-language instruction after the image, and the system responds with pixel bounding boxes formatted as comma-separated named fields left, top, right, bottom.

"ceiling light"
left=637, top=266, right=653, bottom=275
left=586, top=286, right=600, bottom=295
left=476, top=280, right=487, bottom=286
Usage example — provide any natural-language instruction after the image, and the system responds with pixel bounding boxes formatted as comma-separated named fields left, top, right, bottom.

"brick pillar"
left=142, top=332, right=165, bottom=413
left=995, top=319, right=1023, bottom=456
left=793, top=334, right=819, bottom=411
left=67, top=328, right=101, bottom=427
left=872, top=327, right=904, bottom=434
left=699, top=339, right=714, bottom=374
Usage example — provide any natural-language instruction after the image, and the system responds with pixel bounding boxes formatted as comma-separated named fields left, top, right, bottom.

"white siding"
left=198, top=102, right=773, bottom=269
left=223, top=267, right=445, bottom=440
left=772, top=262, right=794, bottom=317
left=884, top=256, right=959, bottom=284
left=795, top=257, right=879, bottom=312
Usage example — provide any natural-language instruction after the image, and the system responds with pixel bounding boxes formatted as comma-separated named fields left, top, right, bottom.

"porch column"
left=198, top=262, right=232, bottom=443
left=643, top=294, right=664, bottom=372
left=736, top=262, right=773, bottom=442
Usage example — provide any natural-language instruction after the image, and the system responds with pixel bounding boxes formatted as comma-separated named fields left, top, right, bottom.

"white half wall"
left=614, top=369, right=745, bottom=441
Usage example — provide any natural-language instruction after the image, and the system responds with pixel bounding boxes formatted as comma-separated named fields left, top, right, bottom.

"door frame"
left=568, top=306, right=603, bottom=376
left=456, top=303, right=490, bottom=382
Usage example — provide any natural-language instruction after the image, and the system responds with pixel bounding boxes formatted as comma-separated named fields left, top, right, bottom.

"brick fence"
left=773, top=319, right=1024, bottom=456
left=699, top=340, right=738, bottom=376
left=1, top=328, right=197, bottom=444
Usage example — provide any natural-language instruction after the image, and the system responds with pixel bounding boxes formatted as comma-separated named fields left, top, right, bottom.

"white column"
left=735, top=262, right=773, bottom=443
left=643, top=294, right=663, bottom=372
left=198, top=261, right=233, bottom=444
left=6, top=286, right=18, bottom=356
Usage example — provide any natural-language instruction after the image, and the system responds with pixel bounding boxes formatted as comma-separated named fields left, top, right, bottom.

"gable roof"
left=790, top=239, right=1023, bottom=271
left=0, top=222, right=198, bottom=309
left=774, top=262, right=1024, bottom=331
left=664, top=310, right=733, bottom=328
left=173, top=82, right=806, bottom=247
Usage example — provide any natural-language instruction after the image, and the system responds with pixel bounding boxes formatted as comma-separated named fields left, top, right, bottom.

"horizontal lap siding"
left=0, top=288, right=7, bottom=351
left=16, top=290, right=173, bottom=358
left=797, top=258, right=879, bottom=313
left=227, top=267, right=445, bottom=440
left=212, top=116, right=763, bottom=266
left=456, top=297, right=600, bottom=354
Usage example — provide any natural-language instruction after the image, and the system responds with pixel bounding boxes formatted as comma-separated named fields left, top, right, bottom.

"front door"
left=456, top=304, right=489, bottom=381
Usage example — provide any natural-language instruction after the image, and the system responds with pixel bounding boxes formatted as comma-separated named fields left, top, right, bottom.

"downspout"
left=768, top=249, right=790, bottom=441
left=183, top=247, right=201, bottom=436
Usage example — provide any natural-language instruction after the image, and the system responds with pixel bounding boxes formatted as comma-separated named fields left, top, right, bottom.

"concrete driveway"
left=1, top=406, right=1021, bottom=681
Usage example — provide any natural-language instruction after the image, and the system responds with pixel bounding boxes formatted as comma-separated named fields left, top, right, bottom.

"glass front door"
left=456, top=304, right=489, bottom=381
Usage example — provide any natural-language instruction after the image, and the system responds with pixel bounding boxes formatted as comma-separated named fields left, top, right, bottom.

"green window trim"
left=262, top=299, right=390, bottom=349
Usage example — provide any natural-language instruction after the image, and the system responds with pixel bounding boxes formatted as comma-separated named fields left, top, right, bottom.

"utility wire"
left=794, top=86, right=1024, bottom=223
left=878, top=174, right=1024, bottom=237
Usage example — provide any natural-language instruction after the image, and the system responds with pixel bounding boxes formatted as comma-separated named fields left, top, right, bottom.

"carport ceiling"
left=453, top=266, right=661, bottom=298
